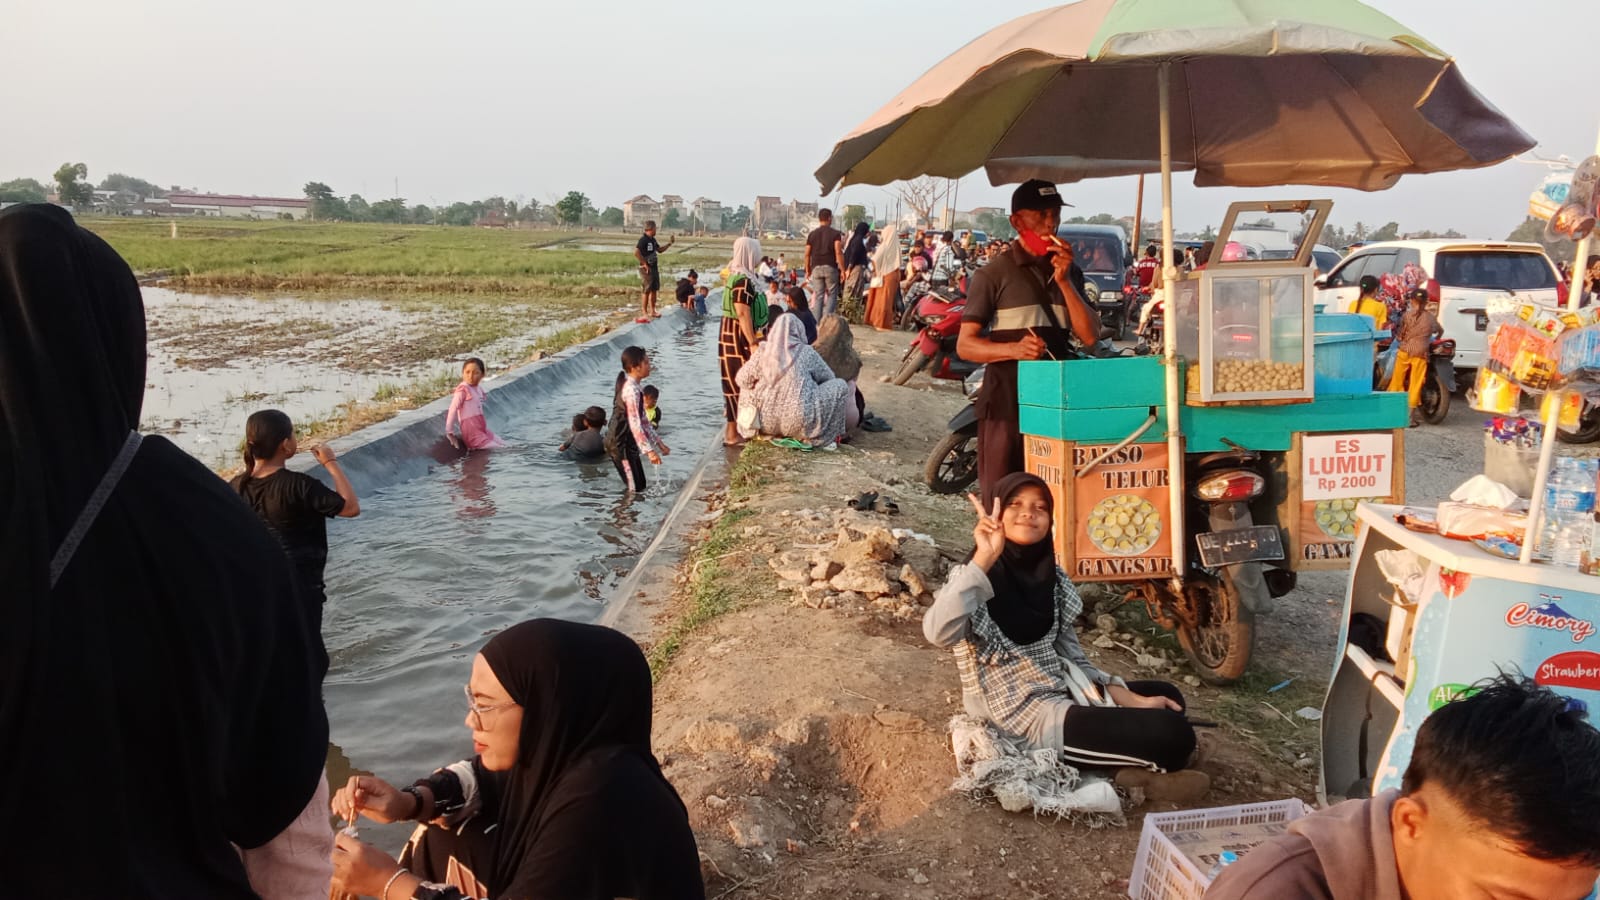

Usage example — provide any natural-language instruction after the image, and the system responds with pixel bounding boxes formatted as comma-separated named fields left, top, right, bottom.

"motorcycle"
left=925, top=368, right=985, bottom=494
left=892, top=287, right=982, bottom=386
left=1374, top=335, right=1455, bottom=424
left=1131, top=444, right=1297, bottom=684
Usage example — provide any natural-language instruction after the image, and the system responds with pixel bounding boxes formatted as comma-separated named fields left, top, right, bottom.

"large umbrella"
left=817, top=0, right=1533, bottom=578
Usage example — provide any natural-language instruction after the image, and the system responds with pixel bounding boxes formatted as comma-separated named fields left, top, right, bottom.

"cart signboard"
left=1280, top=431, right=1405, bottom=570
left=1026, top=436, right=1174, bottom=582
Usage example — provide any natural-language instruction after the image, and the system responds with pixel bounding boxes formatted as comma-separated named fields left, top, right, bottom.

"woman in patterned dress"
left=719, top=236, right=763, bottom=446
left=734, top=314, right=850, bottom=448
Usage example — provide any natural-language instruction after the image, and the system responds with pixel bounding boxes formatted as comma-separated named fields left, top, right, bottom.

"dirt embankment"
left=640, top=330, right=1332, bottom=898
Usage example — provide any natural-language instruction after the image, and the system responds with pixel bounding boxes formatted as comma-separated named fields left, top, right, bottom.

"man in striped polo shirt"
left=957, top=179, right=1099, bottom=505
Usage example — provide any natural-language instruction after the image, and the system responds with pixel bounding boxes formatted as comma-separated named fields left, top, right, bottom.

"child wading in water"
left=445, top=357, right=505, bottom=450
left=643, top=384, right=662, bottom=426
left=230, top=409, right=361, bottom=675
left=559, top=406, right=607, bottom=460
left=605, top=346, right=670, bottom=491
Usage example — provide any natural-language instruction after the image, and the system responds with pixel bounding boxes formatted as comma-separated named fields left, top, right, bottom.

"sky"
left=3, top=0, right=1594, bottom=239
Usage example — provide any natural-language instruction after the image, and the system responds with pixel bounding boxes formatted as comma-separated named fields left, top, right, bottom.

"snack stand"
left=1320, top=148, right=1600, bottom=801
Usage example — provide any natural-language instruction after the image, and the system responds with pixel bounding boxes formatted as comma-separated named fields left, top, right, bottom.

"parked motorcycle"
left=1132, top=445, right=1297, bottom=684
left=925, top=368, right=985, bottom=494
left=893, top=288, right=981, bottom=386
left=1374, top=335, right=1455, bottom=424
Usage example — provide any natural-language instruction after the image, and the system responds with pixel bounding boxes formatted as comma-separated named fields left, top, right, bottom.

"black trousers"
left=1059, top=680, right=1196, bottom=772
left=977, top=416, right=1025, bottom=507
left=612, top=444, right=646, bottom=492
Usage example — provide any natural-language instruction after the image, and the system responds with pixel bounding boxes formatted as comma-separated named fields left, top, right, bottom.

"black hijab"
left=480, top=619, right=703, bottom=900
left=0, top=205, right=327, bottom=896
left=982, top=472, right=1060, bottom=645
left=843, top=220, right=872, bottom=268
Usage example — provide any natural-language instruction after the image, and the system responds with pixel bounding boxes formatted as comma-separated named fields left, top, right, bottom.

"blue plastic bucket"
left=1313, top=313, right=1376, bottom=395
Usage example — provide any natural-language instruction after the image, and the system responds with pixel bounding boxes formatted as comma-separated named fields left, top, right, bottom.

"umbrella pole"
left=1159, top=62, right=1185, bottom=588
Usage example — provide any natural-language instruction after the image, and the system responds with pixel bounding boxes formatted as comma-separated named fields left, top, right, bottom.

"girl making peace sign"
left=922, top=472, right=1209, bottom=801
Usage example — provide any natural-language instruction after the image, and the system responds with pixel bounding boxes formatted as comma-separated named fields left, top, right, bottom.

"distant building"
left=753, top=195, right=786, bottom=233
left=691, top=197, right=723, bottom=232
left=164, top=192, right=309, bottom=219
left=789, top=200, right=818, bottom=229
left=474, top=210, right=511, bottom=228
left=623, top=194, right=662, bottom=228
left=660, top=194, right=686, bottom=223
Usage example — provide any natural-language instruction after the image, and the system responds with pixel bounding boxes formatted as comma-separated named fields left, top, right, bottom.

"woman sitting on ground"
left=784, top=286, right=819, bottom=344
left=811, top=313, right=866, bottom=433
left=330, top=619, right=703, bottom=900
left=734, top=314, right=850, bottom=449
left=923, top=474, right=1207, bottom=800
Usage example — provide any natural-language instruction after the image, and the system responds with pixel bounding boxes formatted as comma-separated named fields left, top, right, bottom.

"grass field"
left=80, top=218, right=791, bottom=305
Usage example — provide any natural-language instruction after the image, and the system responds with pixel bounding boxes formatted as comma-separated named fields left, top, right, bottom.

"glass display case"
left=1178, top=200, right=1332, bottom=404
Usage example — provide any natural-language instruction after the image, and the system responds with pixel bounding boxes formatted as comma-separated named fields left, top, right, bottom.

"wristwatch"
left=401, top=786, right=425, bottom=819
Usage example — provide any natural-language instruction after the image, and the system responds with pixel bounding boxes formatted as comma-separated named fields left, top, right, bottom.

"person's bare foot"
left=1114, top=767, right=1211, bottom=803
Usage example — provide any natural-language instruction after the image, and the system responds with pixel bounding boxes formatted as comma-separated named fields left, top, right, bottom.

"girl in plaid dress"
left=924, top=472, right=1208, bottom=800
left=719, top=237, right=763, bottom=446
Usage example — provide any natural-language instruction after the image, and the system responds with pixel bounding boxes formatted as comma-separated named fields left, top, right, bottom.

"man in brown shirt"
left=1206, top=674, right=1600, bottom=900
left=804, top=209, right=844, bottom=319
left=1384, top=287, right=1442, bottom=425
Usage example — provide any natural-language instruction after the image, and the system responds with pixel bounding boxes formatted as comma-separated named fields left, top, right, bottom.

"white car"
left=1314, top=240, right=1562, bottom=375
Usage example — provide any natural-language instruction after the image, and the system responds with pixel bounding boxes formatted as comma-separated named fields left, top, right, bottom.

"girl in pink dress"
left=445, top=357, right=506, bottom=450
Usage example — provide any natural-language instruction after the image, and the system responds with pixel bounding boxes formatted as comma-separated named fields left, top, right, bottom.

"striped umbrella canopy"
left=815, top=0, right=1534, bottom=193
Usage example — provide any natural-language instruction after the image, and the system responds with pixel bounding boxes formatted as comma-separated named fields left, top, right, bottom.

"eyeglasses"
left=464, top=685, right=516, bottom=725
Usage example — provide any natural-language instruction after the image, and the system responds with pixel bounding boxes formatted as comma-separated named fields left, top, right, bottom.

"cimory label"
left=1505, top=596, right=1597, bottom=644
left=1535, top=651, right=1600, bottom=691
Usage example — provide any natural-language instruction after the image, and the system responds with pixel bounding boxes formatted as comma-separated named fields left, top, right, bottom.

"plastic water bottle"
left=1206, top=850, right=1240, bottom=881
left=1544, top=458, right=1597, bottom=568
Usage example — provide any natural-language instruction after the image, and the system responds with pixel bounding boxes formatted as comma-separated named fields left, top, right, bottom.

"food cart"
left=1017, top=200, right=1409, bottom=683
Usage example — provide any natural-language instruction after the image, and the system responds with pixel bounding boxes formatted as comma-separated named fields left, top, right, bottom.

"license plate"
left=1195, top=525, right=1284, bottom=567
left=1474, top=312, right=1488, bottom=331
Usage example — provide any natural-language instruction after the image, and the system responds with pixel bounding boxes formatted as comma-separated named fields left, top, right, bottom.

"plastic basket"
left=1128, top=798, right=1312, bottom=900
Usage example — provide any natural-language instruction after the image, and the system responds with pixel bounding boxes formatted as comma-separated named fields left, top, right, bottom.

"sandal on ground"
left=873, top=495, right=900, bottom=515
left=773, top=437, right=813, bottom=451
left=847, top=491, right=879, bottom=510
left=861, top=417, right=892, bottom=432
left=1114, top=768, right=1211, bottom=804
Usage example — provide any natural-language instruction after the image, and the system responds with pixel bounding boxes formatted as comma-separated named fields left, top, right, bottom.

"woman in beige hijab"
left=864, top=224, right=901, bottom=331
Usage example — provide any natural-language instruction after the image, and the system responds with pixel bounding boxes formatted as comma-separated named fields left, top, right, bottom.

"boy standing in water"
left=606, top=346, right=670, bottom=491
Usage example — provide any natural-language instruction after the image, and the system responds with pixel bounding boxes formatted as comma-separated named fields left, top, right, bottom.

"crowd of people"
left=9, top=196, right=1600, bottom=900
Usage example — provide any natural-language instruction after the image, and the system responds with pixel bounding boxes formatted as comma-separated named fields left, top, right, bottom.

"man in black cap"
left=957, top=178, right=1099, bottom=505
left=675, top=269, right=699, bottom=313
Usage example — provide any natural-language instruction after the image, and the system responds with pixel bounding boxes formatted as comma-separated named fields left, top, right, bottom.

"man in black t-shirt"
left=675, top=269, right=699, bottom=313
left=805, top=208, right=844, bottom=318
left=634, top=220, right=676, bottom=319
left=957, top=179, right=1099, bottom=505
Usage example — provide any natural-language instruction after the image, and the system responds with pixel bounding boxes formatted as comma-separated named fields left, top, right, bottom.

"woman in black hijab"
left=841, top=220, right=873, bottom=314
left=0, top=204, right=329, bottom=896
left=921, top=473, right=1205, bottom=799
left=331, top=619, right=703, bottom=900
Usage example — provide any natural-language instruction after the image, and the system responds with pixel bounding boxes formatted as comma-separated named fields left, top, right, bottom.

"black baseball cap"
left=1011, top=179, right=1073, bottom=214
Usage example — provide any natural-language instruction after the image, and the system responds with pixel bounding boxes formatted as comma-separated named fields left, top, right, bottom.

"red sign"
left=1535, top=651, right=1600, bottom=691
left=1505, top=599, right=1597, bottom=644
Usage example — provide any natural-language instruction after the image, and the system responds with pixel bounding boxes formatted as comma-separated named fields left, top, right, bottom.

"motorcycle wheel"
left=1419, top=371, right=1450, bottom=424
left=1176, top=568, right=1259, bottom=686
left=899, top=299, right=921, bottom=331
left=891, top=348, right=931, bottom=386
left=1558, top=409, right=1600, bottom=444
left=924, top=429, right=979, bottom=494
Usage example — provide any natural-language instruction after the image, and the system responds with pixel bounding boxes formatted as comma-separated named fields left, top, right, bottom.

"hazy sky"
left=4, top=0, right=1593, bottom=238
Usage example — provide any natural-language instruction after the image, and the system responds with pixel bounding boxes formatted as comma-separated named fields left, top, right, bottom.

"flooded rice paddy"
left=140, top=287, right=609, bottom=469
left=319, top=315, right=722, bottom=842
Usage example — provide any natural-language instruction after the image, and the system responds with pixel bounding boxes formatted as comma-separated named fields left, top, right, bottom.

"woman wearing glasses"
left=330, top=619, right=703, bottom=900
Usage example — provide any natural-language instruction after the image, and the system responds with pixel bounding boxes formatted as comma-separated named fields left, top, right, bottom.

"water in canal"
left=321, top=315, right=721, bottom=830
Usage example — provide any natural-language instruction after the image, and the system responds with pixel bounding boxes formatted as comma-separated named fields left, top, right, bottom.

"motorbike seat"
left=1194, top=449, right=1259, bottom=469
